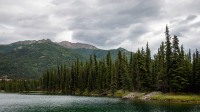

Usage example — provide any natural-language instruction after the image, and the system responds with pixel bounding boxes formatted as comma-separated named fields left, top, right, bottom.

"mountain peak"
left=11, top=39, right=52, bottom=45
left=117, top=47, right=126, bottom=50
left=37, top=39, right=52, bottom=43
left=57, top=41, right=97, bottom=49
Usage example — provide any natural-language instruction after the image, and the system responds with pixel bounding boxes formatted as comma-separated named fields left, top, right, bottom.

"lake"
left=0, top=93, right=200, bottom=112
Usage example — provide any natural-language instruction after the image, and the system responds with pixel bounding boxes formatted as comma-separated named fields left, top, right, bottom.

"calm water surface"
left=0, top=93, right=200, bottom=112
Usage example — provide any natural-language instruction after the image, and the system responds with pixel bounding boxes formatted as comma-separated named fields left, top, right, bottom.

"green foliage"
left=114, top=90, right=131, bottom=97
left=0, top=41, right=131, bottom=79
left=40, top=50, right=133, bottom=95
left=152, top=93, right=200, bottom=102
left=165, top=25, right=172, bottom=92
left=1, top=26, right=200, bottom=95
left=0, top=79, right=40, bottom=93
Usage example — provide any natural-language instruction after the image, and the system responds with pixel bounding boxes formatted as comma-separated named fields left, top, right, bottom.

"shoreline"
left=1, top=90, right=200, bottom=103
left=122, top=92, right=200, bottom=104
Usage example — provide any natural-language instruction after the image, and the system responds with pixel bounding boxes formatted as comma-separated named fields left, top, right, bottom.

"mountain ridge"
left=1, top=39, right=98, bottom=50
left=0, top=39, right=131, bottom=79
left=57, top=41, right=97, bottom=49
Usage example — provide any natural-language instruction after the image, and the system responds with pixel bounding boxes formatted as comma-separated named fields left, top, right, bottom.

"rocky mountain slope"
left=57, top=41, right=97, bottom=49
left=0, top=39, right=131, bottom=79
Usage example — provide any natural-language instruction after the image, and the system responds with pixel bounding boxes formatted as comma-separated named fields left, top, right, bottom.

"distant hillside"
left=0, top=39, right=131, bottom=79
left=57, top=41, right=97, bottom=49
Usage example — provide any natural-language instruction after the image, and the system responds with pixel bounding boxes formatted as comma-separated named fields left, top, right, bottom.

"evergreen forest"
left=1, top=26, right=200, bottom=95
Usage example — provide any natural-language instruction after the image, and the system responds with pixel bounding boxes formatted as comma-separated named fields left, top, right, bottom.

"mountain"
left=0, top=39, right=131, bottom=79
left=57, top=41, right=97, bottom=49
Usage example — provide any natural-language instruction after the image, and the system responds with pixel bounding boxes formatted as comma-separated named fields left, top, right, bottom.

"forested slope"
left=0, top=39, right=131, bottom=79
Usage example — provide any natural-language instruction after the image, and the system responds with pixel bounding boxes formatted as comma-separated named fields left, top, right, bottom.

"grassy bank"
left=123, top=92, right=200, bottom=103
left=3, top=89, right=200, bottom=103
left=151, top=93, right=200, bottom=103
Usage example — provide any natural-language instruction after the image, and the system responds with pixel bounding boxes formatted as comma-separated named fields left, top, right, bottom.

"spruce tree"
left=132, top=50, right=141, bottom=91
left=165, top=25, right=172, bottom=92
left=116, top=51, right=123, bottom=89
left=106, top=51, right=112, bottom=90
left=121, top=53, right=130, bottom=92
left=129, top=52, right=135, bottom=91
left=158, top=42, right=166, bottom=91
left=171, top=35, right=180, bottom=92
left=93, top=54, right=98, bottom=90
left=145, top=42, right=152, bottom=90
left=110, top=63, right=117, bottom=95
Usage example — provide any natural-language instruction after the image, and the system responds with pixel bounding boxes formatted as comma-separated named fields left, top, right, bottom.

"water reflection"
left=0, top=93, right=199, bottom=112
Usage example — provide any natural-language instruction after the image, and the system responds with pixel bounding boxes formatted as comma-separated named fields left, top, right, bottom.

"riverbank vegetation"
left=123, top=92, right=200, bottom=103
left=1, top=26, right=200, bottom=102
left=151, top=93, right=200, bottom=102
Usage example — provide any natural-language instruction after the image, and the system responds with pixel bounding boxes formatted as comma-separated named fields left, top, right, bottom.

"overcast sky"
left=0, top=0, right=200, bottom=53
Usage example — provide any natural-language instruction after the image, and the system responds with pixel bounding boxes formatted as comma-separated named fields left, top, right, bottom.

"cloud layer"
left=0, top=0, right=200, bottom=53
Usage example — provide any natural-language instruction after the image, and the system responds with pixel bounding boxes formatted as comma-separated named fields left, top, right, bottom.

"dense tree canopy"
left=1, top=26, right=200, bottom=94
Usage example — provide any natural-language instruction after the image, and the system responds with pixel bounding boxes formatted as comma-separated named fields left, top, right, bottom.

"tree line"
left=0, top=26, right=200, bottom=94
left=41, top=26, right=200, bottom=95
left=0, top=79, right=39, bottom=92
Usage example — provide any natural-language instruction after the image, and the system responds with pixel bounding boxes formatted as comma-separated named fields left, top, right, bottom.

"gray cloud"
left=0, top=0, right=200, bottom=52
left=60, top=0, right=162, bottom=50
left=170, top=15, right=199, bottom=36
left=186, top=15, right=197, bottom=21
